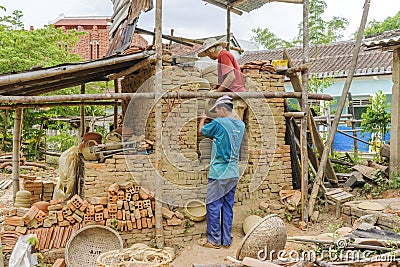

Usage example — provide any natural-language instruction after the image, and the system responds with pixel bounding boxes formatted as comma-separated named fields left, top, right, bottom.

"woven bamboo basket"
left=65, top=225, right=123, bottom=267
left=236, top=214, right=287, bottom=261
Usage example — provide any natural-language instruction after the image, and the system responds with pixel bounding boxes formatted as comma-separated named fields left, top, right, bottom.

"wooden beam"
left=0, top=101, right=121, bottom=110
left=272, top=0, right=303, bottom=3
left=0, top=91, right=333, bottom=104
left=226, top=2, right=231, bottom=51
left=300, top=0, right=310, bottom=222
left=108, top=57, right=156, bottom=81
left=135, top=27, right=197, bottom=46
left=283, top=49, right=338, bottom=187
left=154, top=0, right=164, bottom=249
left=390, top=48, right=400, bottom=178
left=202, top=0, right=243, bottom=15
left=308, top=0, right=371, bottom=218
left=113, top=80, right=119, bottom=129
left=80, top=84, right=85, bottom=139
left=12, top=108, right=23, bottom=203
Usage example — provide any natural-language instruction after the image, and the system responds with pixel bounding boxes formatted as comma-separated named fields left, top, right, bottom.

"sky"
left=1, top=0, right=400, bottom=47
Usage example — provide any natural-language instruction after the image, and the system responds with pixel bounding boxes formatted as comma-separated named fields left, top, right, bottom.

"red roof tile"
left=238, top=40, right=393, bottom=77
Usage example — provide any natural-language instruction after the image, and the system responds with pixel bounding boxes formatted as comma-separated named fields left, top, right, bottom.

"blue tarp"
left=333, top=125, right=390, bottom=152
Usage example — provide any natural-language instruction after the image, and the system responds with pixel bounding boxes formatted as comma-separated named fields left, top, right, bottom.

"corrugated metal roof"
left=204, top=0, right=271, bottom=13
left=238, top=40, right=393, bottom=77
left=0, top=51, right=154, bottom=96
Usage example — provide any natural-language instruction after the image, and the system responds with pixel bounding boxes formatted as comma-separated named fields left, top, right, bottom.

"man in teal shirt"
left=197, top=96, right=245, bottom=249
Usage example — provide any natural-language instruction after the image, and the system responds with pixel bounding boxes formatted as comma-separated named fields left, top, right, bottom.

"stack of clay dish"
left=14, top=190, right=32, bottom=208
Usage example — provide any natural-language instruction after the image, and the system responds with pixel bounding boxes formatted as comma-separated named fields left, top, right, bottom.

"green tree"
left=364, top=11, right=400, bottom=37
left=0, top=7, right=107, bottom=159
left=251, top=27, right=291, bottom=49
left=0, top=7, right=83, bottom=74
left=360, top=90, right=391, bottom=154
left=251, top=0, right=349, bottom=48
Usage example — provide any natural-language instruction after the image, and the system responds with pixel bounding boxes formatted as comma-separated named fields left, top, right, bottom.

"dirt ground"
left=0, top=170, right=344, bottom=266
left=170, top=206, right=343, bottom=266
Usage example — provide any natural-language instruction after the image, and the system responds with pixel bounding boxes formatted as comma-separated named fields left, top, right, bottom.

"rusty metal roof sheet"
left=0, top=51, right=154, bottom=96
left=238, top=40, right=393, bottom=77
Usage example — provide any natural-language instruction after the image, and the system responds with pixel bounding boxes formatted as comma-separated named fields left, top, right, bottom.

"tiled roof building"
left=52, top=16, right=110, bottom=61
left=238, top=40, right=393, bottom=78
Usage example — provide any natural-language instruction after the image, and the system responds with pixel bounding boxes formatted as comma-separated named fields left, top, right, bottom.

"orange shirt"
left=217, top=50, right=247, bottom=92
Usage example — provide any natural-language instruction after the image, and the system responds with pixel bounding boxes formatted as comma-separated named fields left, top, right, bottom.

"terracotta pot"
left=184, top=199, right=206, bottom=222
left=33, top=201, right=51, bottom=213
left=82, top=132, right=102, bottom=143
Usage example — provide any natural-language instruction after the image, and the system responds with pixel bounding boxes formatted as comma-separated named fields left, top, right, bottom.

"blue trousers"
left=206, top=178, right=238, bottom=246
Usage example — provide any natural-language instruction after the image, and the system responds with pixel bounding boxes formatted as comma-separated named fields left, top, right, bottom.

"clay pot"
left=33, top=201, right=50, bottom=213
left=82, top=132, right=102, bottom=143
left=104, top=131, right=123, bottom=150
left=184, top=199, right=206, bottom=222
left=82, top=140, right=100, bottom=161
left=243, top=215, right=262, bottom=235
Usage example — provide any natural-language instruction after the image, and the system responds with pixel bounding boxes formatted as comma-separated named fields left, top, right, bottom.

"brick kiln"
left=1, top=63, right=293, bottom=256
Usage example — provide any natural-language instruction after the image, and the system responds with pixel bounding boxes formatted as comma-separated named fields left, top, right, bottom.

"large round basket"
left=65, top=225, right=123, bottom=267
left=236, top=214, right=287, bottom=261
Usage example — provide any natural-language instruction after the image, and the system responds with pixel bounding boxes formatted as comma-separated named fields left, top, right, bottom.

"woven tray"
left=65, top=225, right=123, bottom=267
left=236, top=214, right=287, bottom=261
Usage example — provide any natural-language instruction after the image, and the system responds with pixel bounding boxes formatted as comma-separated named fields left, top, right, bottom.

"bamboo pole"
left=154, top=0, right=164, bottom=249
left=226, top=2, right=231, bottom=51
left=113, top=80, right=119, bottom=129
left=80, top=84, right=85, bottom=139
left=0, top=92, right=333, bottom=104
left=0, top=101, right=121, bottom=110
left=108, top=57, right=157, bottom=81
left=347, top=92, right=358, bottom=156
left=308, top=0, right=371, bottom=217
left=12, top=108, right=23, bottom=203
left=300, top=0, right=310, bottom=222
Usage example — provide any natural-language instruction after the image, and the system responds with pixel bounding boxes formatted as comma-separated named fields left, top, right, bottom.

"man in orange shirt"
left=198, top=38, right=247, bottom=119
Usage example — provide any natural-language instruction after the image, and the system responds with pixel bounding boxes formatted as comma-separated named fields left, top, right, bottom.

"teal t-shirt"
left=201, top=117, right=245, bottom=179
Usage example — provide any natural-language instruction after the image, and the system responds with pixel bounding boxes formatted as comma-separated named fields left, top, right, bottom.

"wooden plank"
left=1, top=180, right=12, bottom=190
left=284, top=49, right=338, bottom=186
left=336, top=194, right=354, bottom=201
left=325, top=189, right=342, bottom=196
left=329, top=191, right=349, bottom=199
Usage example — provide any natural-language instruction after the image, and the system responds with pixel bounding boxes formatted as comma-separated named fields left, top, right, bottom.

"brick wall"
left=84, top=66, right=292, bottom=210
left=77, top=65, right=293, bottom=245
left=56, top=24, right=109, bottom=60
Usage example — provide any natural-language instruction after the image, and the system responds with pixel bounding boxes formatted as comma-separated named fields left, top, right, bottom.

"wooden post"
left=347, top=92, right=358, bottom=156
left=12, top=108, right=23, bottom=203
left=80, top=84, right=85, bottom=139
left=300, top=0, right=309, bottom=222
left=308, top=0, right=371, bottom=217
left=169, top=29, right=174, bottom=48
left=226, top=2, right=231, bottom=51
left=390, top=47, right=400, bottom=178
left=114, top=79, right=119, bottom=129
left=154, top=0, right=164, bottom=249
